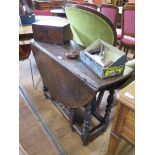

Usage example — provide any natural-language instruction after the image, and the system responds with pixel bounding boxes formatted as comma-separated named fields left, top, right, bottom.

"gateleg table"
left=31, top=40, right=133, bottom=145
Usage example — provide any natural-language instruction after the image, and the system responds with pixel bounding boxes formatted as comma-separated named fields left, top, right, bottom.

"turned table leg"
left=43, top=84, right=49, bottom=99
left=69, top=108, right=76, bottom=131
left=103, top=89, right=114, bottom=129
left=96, top=90, right=105, bottom=106
left=81, top=104, right=91, bottom=146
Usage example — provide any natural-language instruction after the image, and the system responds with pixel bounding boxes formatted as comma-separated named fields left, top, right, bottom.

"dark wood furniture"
left=34, top=0, right=64, bottom=10
left=19, top=16, right=65, bottom=40
left=108, top=81, right=135, bottom=155
left=19, top=25, right=34, bottom=86
left=81, top=2, right=98, bottom=10
left=19, top=25, right=33, bottom=41
left=112, top=0, right=128, bottom=6
left=31, top=40, right=133, bottom=145
left=32, top=16, right=72, bottom=44
left=50, top=8, right=66, bottom=17
left=33, top=1, right=52, bottom=10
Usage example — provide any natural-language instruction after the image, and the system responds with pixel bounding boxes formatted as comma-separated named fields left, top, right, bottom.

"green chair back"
left=65, top=4, right=117, bottom=47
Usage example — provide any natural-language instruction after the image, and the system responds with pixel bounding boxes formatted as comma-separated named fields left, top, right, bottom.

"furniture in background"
left=100, top=4, right=118, bottom=27
left=119, top=4, right=135, bottom=58
left=32, top=16, right=72, bottom=44
left=108, top=81, right=135, bottom=155
left=19, top=0, right=35, bottom=25
left=50, top=8, right=66, bottom=17
left=73, top=0, right=84, bottom=4
left=116, top=6, right=123, bottom=39
left=65, top=4, right=117, bottom=47
left=81, top=2, right=98, bottom=10
left=19, top=0, right=33, bottom=15
left=99, top=4, right=123, bottom=42
left=65, top=0, right=79, bottom=4
left=19, top=16, right=59, bottom=88
left=31, top=39, right=134, bottom=145
left=34, top=9, right=52, bottom=16
left=92, top=0, right=102, bottom=6
left=128, top=0, right=135, bottom=4
left=33, top=0, right=64, bottom=10
left=114, top=0, right=128, bottom=6
left=19, top=25, right=34, bottom=87
left=33, top=1, right=52, bottom=10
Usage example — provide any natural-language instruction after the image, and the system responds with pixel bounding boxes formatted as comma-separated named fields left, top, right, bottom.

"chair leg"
left=126, top=46, right=129, bottom=55
left=119, top=42, right=123, bottom=50
left=132, top=48, right=135, bottom=59
left=124, top=46, right=126, bottom=52
left=133, top=51, right=135, bottom=59
left=28, top=58, right=35, bottom=88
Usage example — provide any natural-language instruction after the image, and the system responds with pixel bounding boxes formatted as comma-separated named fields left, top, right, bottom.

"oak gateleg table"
left=31, top=40, right=133, bottom=145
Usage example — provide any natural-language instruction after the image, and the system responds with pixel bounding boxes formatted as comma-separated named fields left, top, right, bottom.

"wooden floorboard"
left=19, top=95, right=60, bottom=155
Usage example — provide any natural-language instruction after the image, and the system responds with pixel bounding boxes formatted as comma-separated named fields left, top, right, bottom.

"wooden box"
left=32, top=17, right=73, bottom=44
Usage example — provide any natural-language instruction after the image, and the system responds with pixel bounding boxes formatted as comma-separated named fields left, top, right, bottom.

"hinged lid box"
left=80, top=39, right=127, bottom=78
left=32, top=17, right=73, bottom=44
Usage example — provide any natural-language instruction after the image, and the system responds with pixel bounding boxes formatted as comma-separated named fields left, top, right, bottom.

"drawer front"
left=121, top=109, right=135, bottom=144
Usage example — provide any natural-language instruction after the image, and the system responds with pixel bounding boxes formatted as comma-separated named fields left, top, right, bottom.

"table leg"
left=43, top=84, right=49, bottom=99
left=69, top=108, right=76, bottom=131
left=96, top=90, right=105, bottom=106
left=81, top=104, right=91, bottom=146
left=91, top=97, right=103, bottom=122
left=103, top=89, right=114, bottom=128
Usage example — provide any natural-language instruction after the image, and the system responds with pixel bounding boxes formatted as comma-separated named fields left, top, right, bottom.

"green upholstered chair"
left=65, top=4, right=117, bottom=47
left=118, top=59, right=135, bottom=89
left=125, top=59, right=135, bottom=70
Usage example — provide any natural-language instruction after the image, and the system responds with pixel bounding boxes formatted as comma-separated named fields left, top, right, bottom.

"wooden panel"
left=31, top=43, right=96, bottom=108
left=121, top=127, right=135, bottom=145
left=127, top=110, right=135, bottom=122
left=34, top=1, right=64, bottom=10
left=34, top=1, right=52, bottom=10
left=108, top=81, right=135, bottom=155
left=121, top=107, right=135, bottom=145
left=123, top=120, right=134, bottom=134
left=32, top=17, right=72, bottom=44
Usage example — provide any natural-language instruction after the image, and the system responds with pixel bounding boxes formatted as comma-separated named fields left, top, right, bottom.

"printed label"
left=104, top=66, right=124, bottom=77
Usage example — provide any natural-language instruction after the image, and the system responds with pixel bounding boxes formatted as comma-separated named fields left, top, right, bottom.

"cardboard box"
left=32, top=17, right=72, bottom=44
left=80, top=39, right=127, bottom=78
